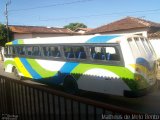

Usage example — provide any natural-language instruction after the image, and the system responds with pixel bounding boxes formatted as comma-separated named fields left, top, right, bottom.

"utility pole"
left=5, top=0, right=11, bottom=42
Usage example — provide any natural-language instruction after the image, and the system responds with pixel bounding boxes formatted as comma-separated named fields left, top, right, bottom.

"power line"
left=9, top=0, right=95, bottom=12
left=39, top=8, right=160, bottom=21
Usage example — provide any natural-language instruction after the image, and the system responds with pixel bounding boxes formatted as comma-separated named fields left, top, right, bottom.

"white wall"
left=76, top=30, right=86, bottom=34
left=150, top=39, right=160, bottom=59
left=101, top=28, right=148, bottom=37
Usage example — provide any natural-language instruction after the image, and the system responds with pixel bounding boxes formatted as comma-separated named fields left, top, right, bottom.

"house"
left=9, top=25, right=78, bottom=40
left=87, top=16, right=160, bottom=37
left=74, top=28, right=92, bottom=34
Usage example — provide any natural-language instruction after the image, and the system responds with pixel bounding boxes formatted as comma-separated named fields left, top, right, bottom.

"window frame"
left=85, top=43, right=124, bottom=66
left=5, top=43, right=124, bottom=66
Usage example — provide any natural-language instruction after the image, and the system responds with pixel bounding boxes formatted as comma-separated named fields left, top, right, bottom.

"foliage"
left=64, top=23, right=87, bottom=31
left=0, top=24, right=12, bottom=46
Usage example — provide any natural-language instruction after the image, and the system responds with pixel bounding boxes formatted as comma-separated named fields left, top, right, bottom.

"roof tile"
left=9, top=25, right=77, bottom=34
left=87, top=17, right=160, bottom=34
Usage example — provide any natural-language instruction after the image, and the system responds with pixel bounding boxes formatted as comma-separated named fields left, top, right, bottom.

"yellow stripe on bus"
left=130, top=64, right=148, bottom=74
left=14, top=58, right=32, bottom=78
left=6, top=42, right=12, bottom=45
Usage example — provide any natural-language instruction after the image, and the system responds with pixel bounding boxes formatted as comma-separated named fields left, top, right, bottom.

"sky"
left=0, top=0, right=160, bottom=28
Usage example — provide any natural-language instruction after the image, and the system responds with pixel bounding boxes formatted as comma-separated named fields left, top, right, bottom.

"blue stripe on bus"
left=86, top=35, right=119, bottom=43
left=46, top=62, right=79, bottom=84
left=60, top=62, right=79, bottom=73
left=20, top=58, right=42, bottom=79
left=12, top=40, right=18, bottom=45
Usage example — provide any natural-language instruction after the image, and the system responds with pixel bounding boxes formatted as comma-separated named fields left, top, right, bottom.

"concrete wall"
left=101, top=28, right=148, bottom=37
left=150, top=39, right=160, bottom=59
left=76, top=30, right=86, bottom=34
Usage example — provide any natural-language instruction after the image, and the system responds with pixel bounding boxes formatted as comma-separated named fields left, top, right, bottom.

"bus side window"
left=74, top=46, right=86, bottom=59
left=26, top=46, right=33, bottom=56
left=9, top=46, right=12, bottom=55
left=49, top=46, right=61, bottom=58
left=42, top=46, right=61, bottom=58
left=33, top=46, right=41, bottom=56
left=64, top=47, right=74, bottom=58
left=4, top=46, right=10, bottom=55
left=106, top=47, right=120, bottom=61
left=12, top=46, right=16, bottom=55
left=5, top=46, right=13, bottom=55
left=4, top=47, right=7, bottom=55
left=90, top=46, right=120, bottom=61
left=63, top=46, right=86, bottom=59
left=42, top=46, right=49, bottom=56
left=17, top=46, right=25, bottom=55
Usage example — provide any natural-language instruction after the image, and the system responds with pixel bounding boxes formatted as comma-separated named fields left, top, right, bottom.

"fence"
left=0, top=75, right=141, bottom=120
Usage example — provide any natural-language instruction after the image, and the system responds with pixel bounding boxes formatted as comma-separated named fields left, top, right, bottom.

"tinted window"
left=26, top=46, right=33, bottom=56
left=63, top=46, right=86, bottom=59
left=32, top=46, right=41, bottom=56
left=5, top=46, right=12, bottom=55
left=16, top=46, right=25, bottom=55
left=42, top=46, right=61, bottom=58
left=90, top=46, right=120, bottom=61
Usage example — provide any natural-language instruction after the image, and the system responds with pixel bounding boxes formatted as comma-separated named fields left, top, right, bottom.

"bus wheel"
left=63, top=75, right=78, bottom=94
left=13, top=68, right=21, bottom=80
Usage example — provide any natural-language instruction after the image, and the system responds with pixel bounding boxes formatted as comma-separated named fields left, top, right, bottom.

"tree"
left=64, top=23, right=87, bottom=31
left=0, top=23, right=12, bottom=46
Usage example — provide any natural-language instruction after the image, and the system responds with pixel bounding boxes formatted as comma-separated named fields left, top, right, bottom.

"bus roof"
left=6, top=34, right=145, bottom=45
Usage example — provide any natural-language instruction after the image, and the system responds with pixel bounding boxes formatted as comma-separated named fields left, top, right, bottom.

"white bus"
left=4, top=35, right=157, bottom=97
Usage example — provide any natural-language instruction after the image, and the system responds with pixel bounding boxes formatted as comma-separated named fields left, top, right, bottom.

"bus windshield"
left=128, top=37, right=155, bottom=60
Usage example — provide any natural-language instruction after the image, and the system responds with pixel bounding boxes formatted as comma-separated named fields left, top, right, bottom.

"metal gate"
left=0, top=75, right=141, bottom=120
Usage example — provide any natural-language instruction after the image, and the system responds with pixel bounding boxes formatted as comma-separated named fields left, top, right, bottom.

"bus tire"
left=63, top=75, right=78, bottom=94
left=13, top=67, right=21, bottom=80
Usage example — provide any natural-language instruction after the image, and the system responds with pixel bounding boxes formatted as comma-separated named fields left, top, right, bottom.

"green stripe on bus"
left=71, top=63, right=134, bottom=79
left=27, top=59, right=57, bottom=78
left=4, top=60, right=21, bottom=73
left=18, top=39, right=24, bottom=44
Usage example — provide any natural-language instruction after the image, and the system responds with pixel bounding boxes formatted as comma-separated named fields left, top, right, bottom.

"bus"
left=4, top=35, right=157, bottom=97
